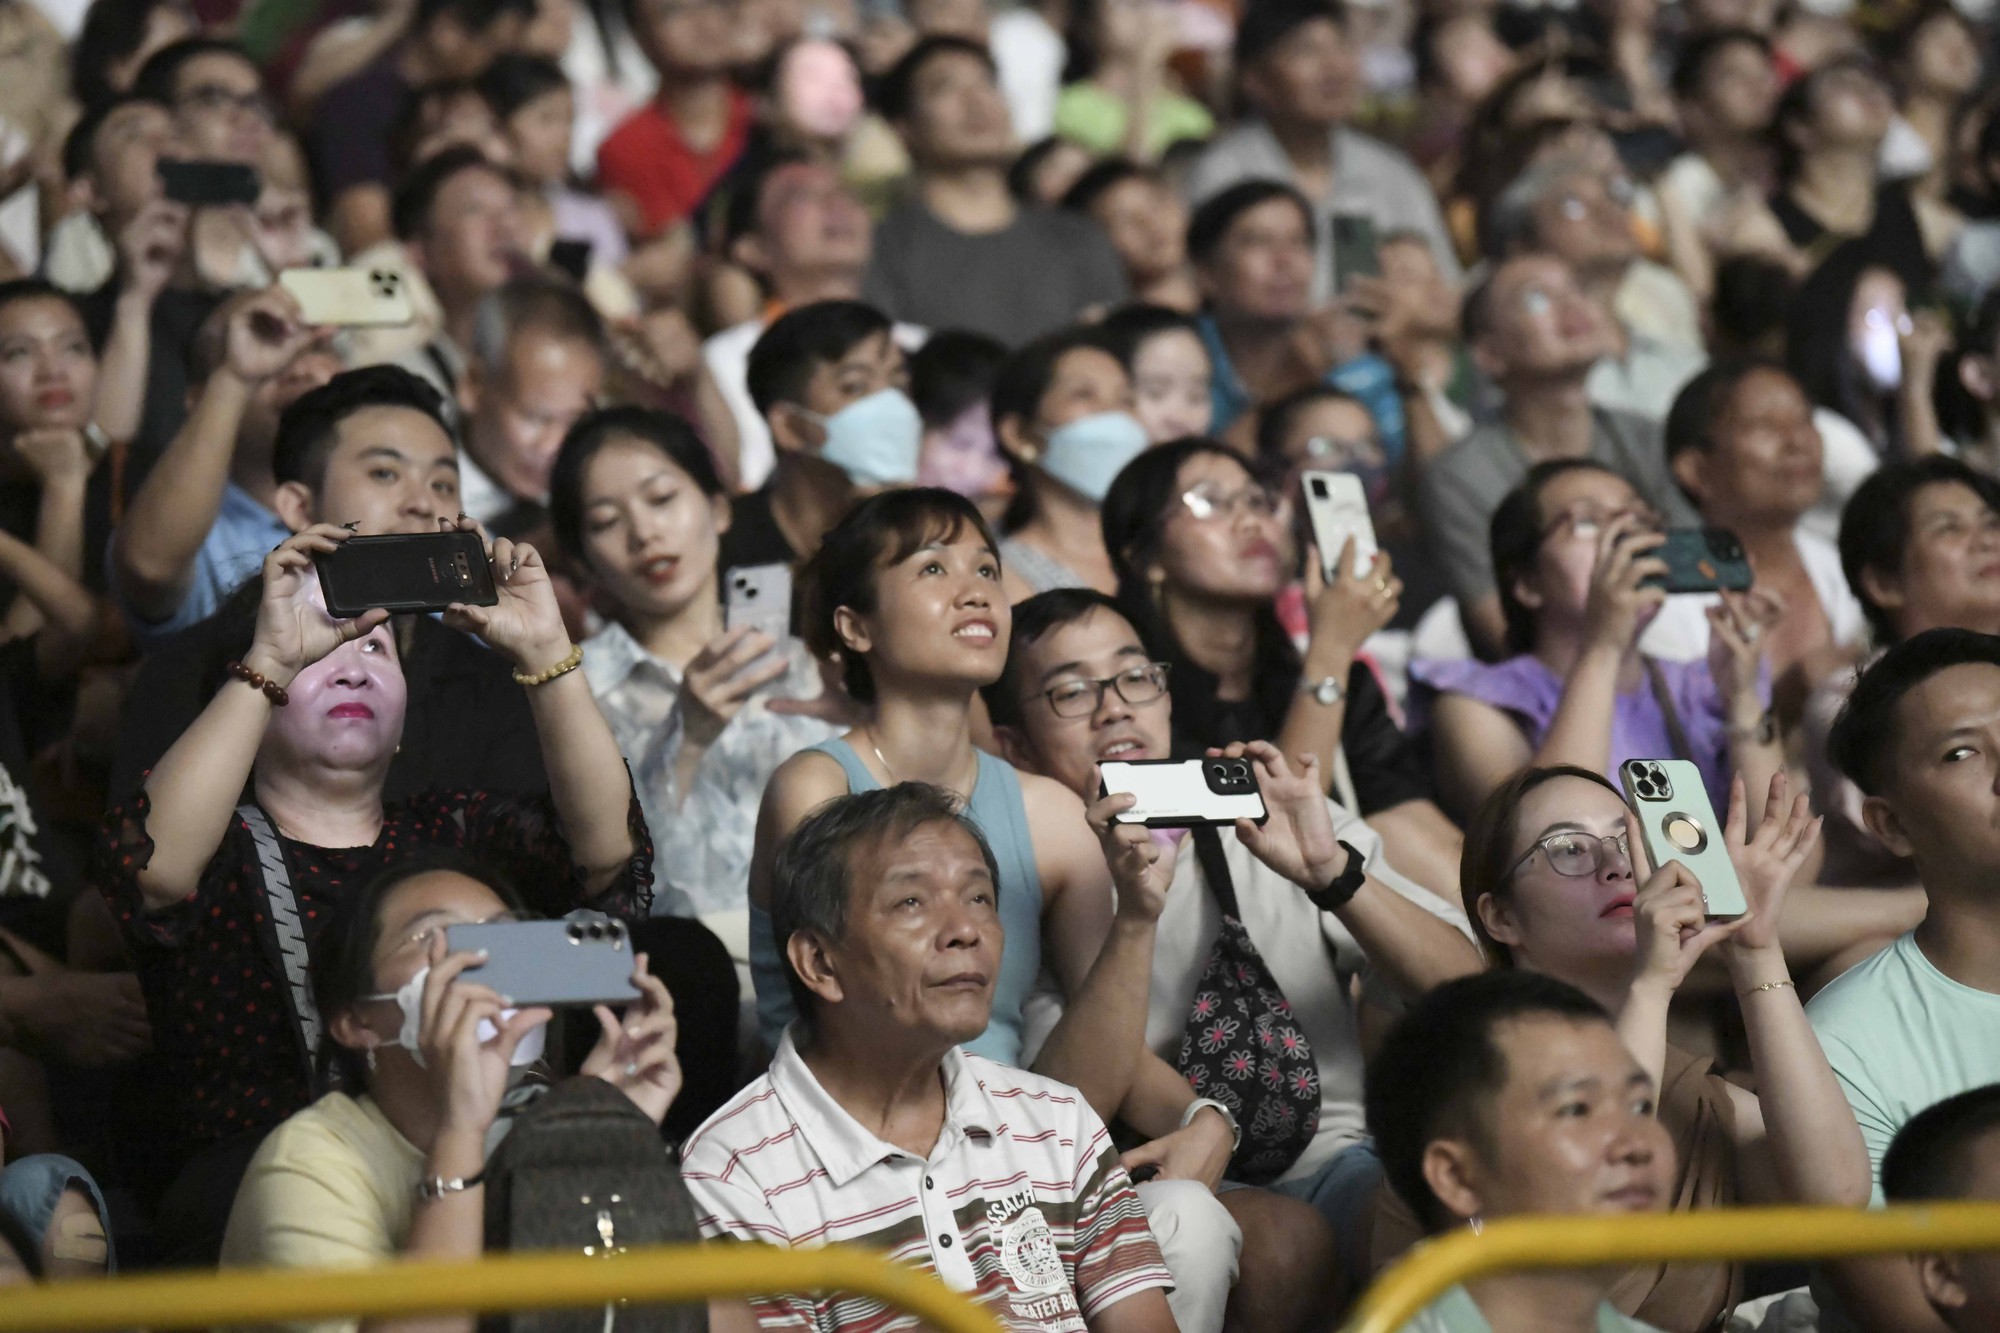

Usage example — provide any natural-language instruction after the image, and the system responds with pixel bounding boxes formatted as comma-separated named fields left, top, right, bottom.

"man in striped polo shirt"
left=684, top=783, right=1180, bottom=1332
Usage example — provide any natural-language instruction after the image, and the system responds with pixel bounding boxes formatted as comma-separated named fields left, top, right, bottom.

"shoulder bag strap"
left=238, top=804, right=327, bottom=1093
left=1190, top=825, right=1240, bottom=918
left=1643, top=658, right=1696, bottom=765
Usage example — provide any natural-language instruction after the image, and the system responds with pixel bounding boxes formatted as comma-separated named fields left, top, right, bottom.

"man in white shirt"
left=985, top=587, right=1484, bottom=1327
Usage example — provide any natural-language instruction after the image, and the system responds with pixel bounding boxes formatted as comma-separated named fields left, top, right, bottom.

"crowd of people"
left=0, top=0, right=1998, bottom=1327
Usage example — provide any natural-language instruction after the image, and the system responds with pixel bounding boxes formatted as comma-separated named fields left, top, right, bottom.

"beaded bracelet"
left=513, top=642, right=584, bottom=687
left=226, top=660, right=289, bottom=707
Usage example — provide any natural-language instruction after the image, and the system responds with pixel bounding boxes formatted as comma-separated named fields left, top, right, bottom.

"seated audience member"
left=910, top=329, right=1012, bottom=515
left=477, top=53, right=630, bottom=271
left=1093, top=304, right=1214, bottom=445
left=1402, top=764, right=1869, bottom=1326
left=1101, top=439, right=1466, bottom=896
left=596, top=0, right=752, bottom=241
left=0, top=1150, right=115, bottom=1278
left=1414, top=461, right=1782, bottom=821
left=862, top=37, right=1129, bottom=347
left=987, top=588, right=1482, bottom=1315
left=1186, top=180, right=1405, bottom=453
left=311, top=0, right=536, bottom=256
left=220, top=856, right=692, bottom=1325
left=100, top=511, right=650, bottom=1264
left=722, top=299, right=920, bottom=574
left=1786, top=251, right=1946, bottom=460
left=701, top=156, right=896, bottom=492
left=1053, top=0, right=1212, bottom=159
left=1366, top=971, right=1678, bottom=1333
left=111, top=367, right=553, bottom=801
left=132, top=37, right=273, bottom=167
left=388, top=147, right=526, bottom=405
left=1060, top=161, right=1201, bottom=313
left=1182, top=0, right=1459, bottom=301
left=551, top=406, right=838, bottom=926
left=686, top=784, right=1178, bottom=1333
left=1949, top=288, right=2000, bottom=478
left=1882, top=1084, right=2000, bottom=1333
left=456, top=278, right=608, bottom=531
left=110, top=285, right=339, bottom=640
left=1810, top=629, right=2000, bottom=1330
left=0, top=283, right=108, bottom=606
left=990, top=328, right=1149, bottom=599
left=1657, top=29, right=1779, bottom=302
left=1421, top=254, right=1699, bottom=660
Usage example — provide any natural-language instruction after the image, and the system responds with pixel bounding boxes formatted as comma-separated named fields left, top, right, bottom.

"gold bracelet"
left=1740, top=978, right=1796, bottom=997
left=513, top=642, right=583, bottom=687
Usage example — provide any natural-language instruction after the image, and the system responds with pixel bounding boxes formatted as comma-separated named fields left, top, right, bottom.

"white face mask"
left=366, top=964, right=547, bottom=1070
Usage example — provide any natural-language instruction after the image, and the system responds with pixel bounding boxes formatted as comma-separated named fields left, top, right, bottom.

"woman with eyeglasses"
left=1365, top=763, right=1869, bottom=1332
left=1413, top=459, right=1785, bottom=825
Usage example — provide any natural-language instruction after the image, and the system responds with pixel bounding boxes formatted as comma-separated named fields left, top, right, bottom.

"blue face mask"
left=1038, top=411, right=1151, bottom=503
left=809, top=388, right=924, bottom=487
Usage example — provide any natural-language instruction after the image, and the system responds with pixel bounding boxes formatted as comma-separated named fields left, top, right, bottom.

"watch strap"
left=1304, top=840, right=1369, bottom=913
left=1182, top=1097, right=1242, bottom=1151
left=416, top=1170, right=485, bottom=1201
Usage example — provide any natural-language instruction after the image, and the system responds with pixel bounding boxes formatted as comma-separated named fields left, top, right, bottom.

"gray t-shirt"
left=1417, top=407, right=1698, bottom=607
left=861, top=200, right=1128, bottom=347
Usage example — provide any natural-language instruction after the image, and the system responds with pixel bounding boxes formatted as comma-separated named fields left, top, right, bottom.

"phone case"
left=313, top=531, right=498, bottom=618
left=446, top=919, right=643, bottom=1007
left=1618, top=759, right=1750, bottom=917
left=1331, top=214, right=1381, bottom=285
left=1301, top=470, right=1378, bottom=581
left=1100, top=757, right=1268, bottom=827
left=279, top=267, right=416, bottom=328
left=1644, top=528, right=1753, bottom=594
left=724, top=563, right=792, bottom=643
left=158, top=158, right=261, bottom=207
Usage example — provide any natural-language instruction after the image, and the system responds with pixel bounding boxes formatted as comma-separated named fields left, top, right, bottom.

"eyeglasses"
left=1037, top=662, right=1171, bottom=718
left=1180, top=483, right=1278, bottom=523
left=179, top=84, right=275, bottom=122
left=1302, top=434, right=1383, bottom=465
left=1539, top=504, right=1663, bottom=545
left=1507, top=829, right=1631, bottom=882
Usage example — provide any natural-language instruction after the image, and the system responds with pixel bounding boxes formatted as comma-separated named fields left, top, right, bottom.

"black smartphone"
left=158, top=158, right=261, bottom=207
left=1642, top=527, right=1754, bottom=595
left=548, top=238, right=592, bottom=283
left=1331, top=214, right=1380, bottom=290
left=445, top=918, right=643, bottom=1007
left=313, top=531, right=498, bottom=618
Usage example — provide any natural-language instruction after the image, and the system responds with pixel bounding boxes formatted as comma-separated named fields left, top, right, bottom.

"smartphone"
left=158, top=158, right=260, bottom=207
left=1301, top=470, right=1378, bottom=581
left=724, top=563, right=792, bottom=643
left=1331, top=214, right=1380, bottom=291
left=278, top=267, right=416, bottom=327
left=1643, top=527, right=1753, bottom=595
left=549, top=238, right=592, bottom=283
left=1618, top=759, right=1749, bottom=918
left=445, top=917, right=643, bottom=1007
left=1100, top=757, right=1268, bottom=828
left=313, top=531, right=498, bottom=618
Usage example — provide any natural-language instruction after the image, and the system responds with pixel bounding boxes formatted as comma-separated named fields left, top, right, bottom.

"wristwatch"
left=1305, top=840, right=1369, bottom=913
left=1303, top=675, right=1346, bottom=706
left=416, top=1170, right=484, bottom=1201
left=1729, top=710, right=1777, bottom=745
left=1182, top=1097, right=1242, bottom=1152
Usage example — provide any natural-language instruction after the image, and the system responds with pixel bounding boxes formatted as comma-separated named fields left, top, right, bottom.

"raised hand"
left=581, top=954, right=683, bottom=1126
left=221, top=285, right=324, bottom=386
left=1227, top=740, right=1350, bottom=893
left=1706, top=586, right=1781, bottom=717
left=1117, top=1111, right=1233, bottom=1191
left=417, top=934, right=553, bottom=1138
left=12, top=427, right=96, bottom=488
left=1722, top=771, right=1820, bottom=956
left=117, top=199, right=189, bottom=304
left=438, top=520, right=572, bottom=675
left=243, top=525, right=389, bottom=685
left=681, top=626, right=789, bottom=749
left=1303, top=538, right=1400, bottom=669
left=1583, top=514, right=1668, bottom=654
left=1085, top=787, right=1175, bottom=923
left=766, top=650, right=869, bottom=727
left=1624, top=805, right=1745, bottom=998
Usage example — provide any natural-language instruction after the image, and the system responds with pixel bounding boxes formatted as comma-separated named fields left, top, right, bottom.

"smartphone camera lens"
left=566, top=923, right=584, bottom=944
left=585, top=921, right=605, bottom=940
left=1310, top=477, right=1328, bottom=498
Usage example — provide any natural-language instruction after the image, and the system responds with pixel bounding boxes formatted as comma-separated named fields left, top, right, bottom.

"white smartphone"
left=1301, top=470, right=1378, bottom=581
left=724, top=563, right=792, bottom=644
left=279, top=266, right=415, bottom=327
left=1617, top=759, right=1749, bottom=918
left=1099, top=757, right=1268, bottom=827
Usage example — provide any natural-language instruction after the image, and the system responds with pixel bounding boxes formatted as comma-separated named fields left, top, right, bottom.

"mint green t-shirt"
left=1053, top=82, right=1215, bottom=158
left=1400, top=1284, right=1662, bottom=1332
left=1806, top=931, right=2000, bottom=1203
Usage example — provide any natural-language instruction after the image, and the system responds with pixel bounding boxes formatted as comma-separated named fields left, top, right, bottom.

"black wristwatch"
left=1305, top=840, right=1369, bottom=912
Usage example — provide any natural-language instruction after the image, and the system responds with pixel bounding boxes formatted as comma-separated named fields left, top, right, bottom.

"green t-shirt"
left=1053, top=82, right=1215, bottom=158
left=1400, top=1285, right=1663, bottom=1332
left=1807, top=930, right=2000, bottom=1204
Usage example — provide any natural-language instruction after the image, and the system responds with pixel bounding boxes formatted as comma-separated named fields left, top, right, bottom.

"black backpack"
left=480, top=1078, right=709, bottom=1333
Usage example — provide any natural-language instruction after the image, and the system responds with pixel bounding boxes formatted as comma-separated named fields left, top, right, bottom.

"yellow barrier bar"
left=0, top=1243, right=1008, bottom=1333
left=1344, top=1202, right=2000, bottom=1333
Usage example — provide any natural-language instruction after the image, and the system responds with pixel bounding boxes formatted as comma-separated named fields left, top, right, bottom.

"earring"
left=1469, top=1216, right=1483, bottom=1236
left=364, top=1047, right=377, bottom=1072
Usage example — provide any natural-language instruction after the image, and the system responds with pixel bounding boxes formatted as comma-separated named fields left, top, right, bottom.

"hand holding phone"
left=1619, top=760, right=1748, bottom=918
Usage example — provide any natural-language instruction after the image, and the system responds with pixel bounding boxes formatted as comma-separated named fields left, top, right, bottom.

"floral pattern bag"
left=1174, top=827, right=1321, bottom=1185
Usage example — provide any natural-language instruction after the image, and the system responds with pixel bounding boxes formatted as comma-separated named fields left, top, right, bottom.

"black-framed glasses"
left=1180, top=483, right=1277, bottom=523
left=1037, top=662, right=1171, bottom=718
left=1507, top=829, right=1631, bottom=881
left=179, top=85, right=275, bottom=122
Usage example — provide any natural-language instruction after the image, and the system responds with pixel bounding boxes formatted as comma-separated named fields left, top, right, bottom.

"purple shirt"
left=1409, top=654, right=1754, bottom=810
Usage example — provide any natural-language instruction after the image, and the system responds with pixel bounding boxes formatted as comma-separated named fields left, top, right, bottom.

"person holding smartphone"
left=97, top=518, right=651, bottom=1266
left=1365, top=763, right=1868, bottom=1332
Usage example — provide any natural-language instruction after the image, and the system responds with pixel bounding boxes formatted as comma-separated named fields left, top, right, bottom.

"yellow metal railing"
left=1344, top=1202, right=2000, bottom=1333
left=0, top=1243, right=1006, bottom=1333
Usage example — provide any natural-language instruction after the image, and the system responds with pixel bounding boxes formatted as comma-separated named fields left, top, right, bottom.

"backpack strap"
left=1190, top=825, right=1239, bottom=917
left=238, top=804, right=326, bottom=1093
left=1643, top=658, right=1696, bottom=765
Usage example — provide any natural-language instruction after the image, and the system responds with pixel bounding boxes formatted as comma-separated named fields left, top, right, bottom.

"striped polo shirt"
left=683, top=1026, right=1173, bottom=1332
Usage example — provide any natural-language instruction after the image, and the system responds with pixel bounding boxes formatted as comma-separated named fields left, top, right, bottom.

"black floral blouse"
left=98, top=784, right=653, bottom=1158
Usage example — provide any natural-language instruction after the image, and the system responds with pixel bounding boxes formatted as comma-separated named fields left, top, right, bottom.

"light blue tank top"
left=749, top=737, right=1045, bottom=1064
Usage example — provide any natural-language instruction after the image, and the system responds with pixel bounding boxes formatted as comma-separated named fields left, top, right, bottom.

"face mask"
left=1856, top=307, right=1910, bottom=392
left=1038, top=411, right=1151, bottom=503
left=807, top=388, right=924, bottom=487
left=369, top=965, right=547, bottom=1070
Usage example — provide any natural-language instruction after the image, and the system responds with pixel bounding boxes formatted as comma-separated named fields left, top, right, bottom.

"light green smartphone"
left=1617, top=759, right=1749, bottom=918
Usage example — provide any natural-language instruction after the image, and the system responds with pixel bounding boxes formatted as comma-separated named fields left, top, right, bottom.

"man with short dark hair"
left=132, top=37, right=274, bottom=166
left=863, top=36, right=1127, bottom=347
left=388, top=146, right=525, bottom=405
left=1883, top=1084, right=2000, bottom=1332
left=684, top=783, right=1180, bottom=1333
left=1809, top=628, right=2000, bottom=1331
